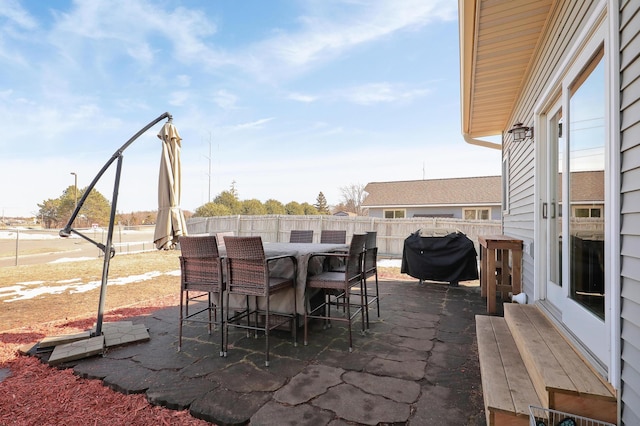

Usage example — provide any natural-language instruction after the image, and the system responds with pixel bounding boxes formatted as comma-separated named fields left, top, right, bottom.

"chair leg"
left=292, top=286, right=298, bottom=348
left=265, top=295, right=270, bottom=367
left=359, top=279, right=367, bottom=333
left=345, top=287, right=353, bottom=353
left=374, top=271, right=380, bottom=317
left=363, top=276, right=370, bottom=329
left=303, top=289, right=309, bottom=346
left=218, top=290, right=224, bottom=357
left=207, top=293, right=212, bottom=335
left=178, top=289, right=184, bottom=352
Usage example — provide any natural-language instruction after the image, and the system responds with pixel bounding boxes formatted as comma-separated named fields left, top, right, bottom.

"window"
left=383, top=209, right=405, bottom=219
left=463, top=208, right=491, bottom=220
left=573, top=206, right=602, bottom=218
left=568, top=49, right=605, bottom=318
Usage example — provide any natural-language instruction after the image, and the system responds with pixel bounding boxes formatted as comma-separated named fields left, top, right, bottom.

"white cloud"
left=0, top=0, right=37, bottom=30
left=169, top=90, right=190, bottom=106
left=288, top=92, right=317, bottom=103
left=48, top=0, right=224, bottom=69
left=231, top=118, right=275, bottom=131
left=287, top=83, right=431, bottom=106
left=213, top=90, right=239, bottom=110
left=239, top=0, right=456, bottom=78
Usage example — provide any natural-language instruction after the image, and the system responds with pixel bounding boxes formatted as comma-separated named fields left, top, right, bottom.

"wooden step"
left=503, top=303, right=616, bottom=424
left=476, top=315, right=541, bottom=426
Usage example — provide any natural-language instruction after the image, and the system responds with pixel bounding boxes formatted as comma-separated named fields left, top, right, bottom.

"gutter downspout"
left=463, top=133, right=502, bottom=150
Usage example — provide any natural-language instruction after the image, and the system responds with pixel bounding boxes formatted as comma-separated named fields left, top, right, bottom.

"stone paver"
left=36, top=279, right=487, bottom=425
left=312, top=383, right=410, bottom=425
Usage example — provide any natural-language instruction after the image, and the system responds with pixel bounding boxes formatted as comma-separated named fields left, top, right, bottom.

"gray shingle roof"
left=362, top=176, right=502, bottom=207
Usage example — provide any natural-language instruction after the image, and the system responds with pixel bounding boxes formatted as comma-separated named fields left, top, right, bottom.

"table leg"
left=499, top=249, right=509, bottom=298
left=487, top=248, right=496, bottom=314
left=480, top=245, right=487, bottom=298
left=512, top=247, right=522, bottom=296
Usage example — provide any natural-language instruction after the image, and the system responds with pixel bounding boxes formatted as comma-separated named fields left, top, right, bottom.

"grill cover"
left=401, top=231, right=479, bottom=283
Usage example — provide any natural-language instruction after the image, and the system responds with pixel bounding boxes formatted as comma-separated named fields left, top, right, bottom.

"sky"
left=0, top=0, right=502, bottom=218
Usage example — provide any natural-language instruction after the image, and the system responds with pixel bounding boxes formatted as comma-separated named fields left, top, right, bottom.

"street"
left=0, top=226, right=157, bottom=267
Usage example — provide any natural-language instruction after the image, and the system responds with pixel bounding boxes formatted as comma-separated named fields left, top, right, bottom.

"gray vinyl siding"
left=503, top=0, right=597, bottom=298
left=620, top=0, right=640, bottom=422
left=367, top=206, right=501, bottom=220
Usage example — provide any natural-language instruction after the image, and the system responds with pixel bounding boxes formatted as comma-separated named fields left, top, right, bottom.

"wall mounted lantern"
left=508, top=122, right=534, bottom=142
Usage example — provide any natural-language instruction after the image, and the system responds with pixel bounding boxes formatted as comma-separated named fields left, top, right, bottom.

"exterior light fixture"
left=508, top=122, right=534, bottom=142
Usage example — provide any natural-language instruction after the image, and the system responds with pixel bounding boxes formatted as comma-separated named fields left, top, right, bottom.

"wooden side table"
left=478, top=235, right=523, bottom=314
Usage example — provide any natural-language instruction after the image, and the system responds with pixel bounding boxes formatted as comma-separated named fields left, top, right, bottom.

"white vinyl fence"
left=187, top=215, right=502, bottom=258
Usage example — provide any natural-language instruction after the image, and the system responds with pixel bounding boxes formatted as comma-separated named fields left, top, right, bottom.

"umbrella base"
left=31, top=322, right=150, bottom=365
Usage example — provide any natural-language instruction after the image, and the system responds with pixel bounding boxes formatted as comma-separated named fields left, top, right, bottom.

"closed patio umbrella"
left=154, top=120, right=187, bottom=250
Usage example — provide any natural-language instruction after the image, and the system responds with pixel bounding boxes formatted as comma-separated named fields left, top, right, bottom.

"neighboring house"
left=362, top=176, right=501, bottom=220
left=459, top=1, right=638, bottom=424
left=332, top=211, right=357, bottom=217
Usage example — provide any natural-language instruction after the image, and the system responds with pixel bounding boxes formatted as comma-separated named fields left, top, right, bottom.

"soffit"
left=459, top=0, right=554, bottom=138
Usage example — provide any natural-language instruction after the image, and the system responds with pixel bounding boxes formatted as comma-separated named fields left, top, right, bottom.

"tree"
left=194, top=202, right=232, bottom=217
left=339, top=183, right=368, bottom=216
left=37, top=186, right=111, bottom=229
left=242, top=199, right=267, bottom=215
left=213, top=190, right=241, bottom=214
left=285, top=201, right=305, bottom=215
left=302, top=202, right=319, bottom=215
left=264, top=199, right=286, bottom=214
left=81, top=188, right=112, bottom=226
left=314, top=192, right=330, bottom=214
left=37, top=198, right=61, bottom=229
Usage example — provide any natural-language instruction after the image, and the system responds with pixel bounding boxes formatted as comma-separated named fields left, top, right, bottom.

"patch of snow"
left=2, top=270, right=179, bottom=302
left=377, top=259, right=401, bottom=268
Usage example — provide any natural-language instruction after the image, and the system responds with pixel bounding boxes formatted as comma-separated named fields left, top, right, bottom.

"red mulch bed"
left=0, top=295, right=212, bottom=426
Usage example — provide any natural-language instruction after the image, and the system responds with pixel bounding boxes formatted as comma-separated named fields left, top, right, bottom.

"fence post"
left=14, top=228, right=19, bottom=266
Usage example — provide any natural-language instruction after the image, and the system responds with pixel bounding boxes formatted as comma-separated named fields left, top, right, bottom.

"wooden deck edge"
left=546, top=385, right=617, bottom=402
left=503, top=303, right=617, bottom=423
left=476, top=314, right=541, bottom=425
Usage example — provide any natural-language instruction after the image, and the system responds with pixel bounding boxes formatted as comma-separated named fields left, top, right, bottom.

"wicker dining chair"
left=362, top=231, right=380, bottom=323
left=178, top=235, right=225, bottom=355
left=223, top=236, right=298, bottom=367
left=289, top=230, right=314, bottom=243
left=320, top=230, right=347, bottom=244
left=304, top=233, right=367, bottom=352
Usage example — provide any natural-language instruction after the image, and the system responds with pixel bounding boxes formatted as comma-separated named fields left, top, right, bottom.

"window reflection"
left=568, top=51, right=605, bottom=319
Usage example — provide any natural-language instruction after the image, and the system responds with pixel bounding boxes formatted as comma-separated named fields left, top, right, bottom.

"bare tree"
left=339, top=183, right=368, bottom=216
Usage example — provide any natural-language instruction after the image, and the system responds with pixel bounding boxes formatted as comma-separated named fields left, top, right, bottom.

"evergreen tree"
left=314, top=192, right=330, bottom=214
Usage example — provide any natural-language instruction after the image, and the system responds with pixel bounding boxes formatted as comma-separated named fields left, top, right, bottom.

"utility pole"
left=70, top=172, right=78, bottom=209
left=208, top=132, right=212, bottom=202
left=203, top=132, right=212, bottom=203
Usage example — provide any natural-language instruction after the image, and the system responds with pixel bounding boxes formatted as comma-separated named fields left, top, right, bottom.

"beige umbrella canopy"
left=154, top=121, right=188, bottom=249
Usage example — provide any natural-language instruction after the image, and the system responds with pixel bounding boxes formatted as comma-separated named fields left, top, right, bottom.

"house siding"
left=367, top=205, right=501, bottom=220
left=504, top=0, right=598, bottom=299
left=619, top=0, right=640, bottom=423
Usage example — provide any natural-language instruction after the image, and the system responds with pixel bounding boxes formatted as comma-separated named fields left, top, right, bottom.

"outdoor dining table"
left=222, top=241, right=349, bottom=315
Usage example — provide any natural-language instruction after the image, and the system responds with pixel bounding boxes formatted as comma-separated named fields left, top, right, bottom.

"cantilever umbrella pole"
left=95, top=155, right=123, bottom=336
left=58, top=112, right=173, bottom=337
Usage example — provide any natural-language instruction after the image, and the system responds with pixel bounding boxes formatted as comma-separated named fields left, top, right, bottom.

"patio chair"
left=178, top=235, right=225, bottom=355
left=223, top=236, right=298, bottom=367
left=289, top=230, right=314, bottom=243
left=362, top=231, right=380, bottom=323
left=320, top=230, right=347, bottom=244
left=304, top=233, right=367, bottom=352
